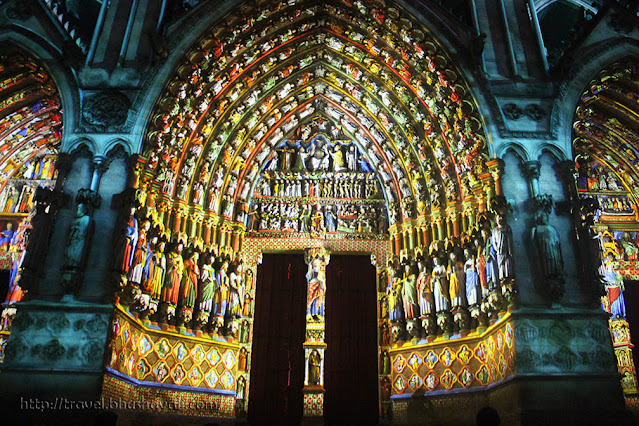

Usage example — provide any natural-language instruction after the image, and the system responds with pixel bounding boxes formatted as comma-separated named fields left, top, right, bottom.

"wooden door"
left=249, top=253, right=307, bottom=425
left=324, top=255, right=379, bottom=425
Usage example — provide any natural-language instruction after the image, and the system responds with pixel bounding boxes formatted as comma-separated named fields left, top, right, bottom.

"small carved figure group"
left=248, top=201, right=387, bottom=235
left=112, top=210, right=253, bottom=337
left=381, top=215, right=516, bottom=341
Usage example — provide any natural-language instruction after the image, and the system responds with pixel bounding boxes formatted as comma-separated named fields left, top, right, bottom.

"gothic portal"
left=0, top=1, right=638, bottom=425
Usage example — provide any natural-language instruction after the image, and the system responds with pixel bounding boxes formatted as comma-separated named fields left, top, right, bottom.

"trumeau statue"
left=308, top=349, right=321, bottom=386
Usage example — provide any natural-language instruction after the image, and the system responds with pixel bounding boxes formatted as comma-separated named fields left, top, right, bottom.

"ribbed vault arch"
left=0, top=46, right=62, bottom=192
left=0, top=45, right=63, bottom=334
left=140, top=0, right=495, bottom=244
left=573, top=61, right=639, bottom=207
left=572, top=60, right=639, bottom=408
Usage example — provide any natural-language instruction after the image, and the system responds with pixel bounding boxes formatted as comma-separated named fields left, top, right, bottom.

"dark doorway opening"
left=623, top=280, right=639, bottom=372
left=0, top=269, right=10, bottom=304
left=249, top=253, right=307, bottom=425
left=324, top=255, right=379, bottom=425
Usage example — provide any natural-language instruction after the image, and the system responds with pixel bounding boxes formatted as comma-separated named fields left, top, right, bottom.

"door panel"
left=249, top=254, right=307, bottom=425
left=324, top=255, right=379, bottom=425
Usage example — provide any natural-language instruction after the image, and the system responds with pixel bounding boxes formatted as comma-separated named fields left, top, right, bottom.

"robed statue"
left=531, top=212, right=563, bottom=278
left=491, top=214, right=515, bottom=281
left=64, top=203, right=93, bottom=270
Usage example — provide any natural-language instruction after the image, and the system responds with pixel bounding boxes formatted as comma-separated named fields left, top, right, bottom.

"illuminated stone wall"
left=103, top=307, right=239, bottom=418
left=389, top=317, right=515, bottom=397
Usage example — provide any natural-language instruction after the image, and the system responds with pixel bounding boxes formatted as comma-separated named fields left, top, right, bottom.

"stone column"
left=89, top=155, right=108, bottom=192
left=203, top=220, right=210, bottom=245
left=302, top=247, right=330, bottom=420
left=402, top=229, right=409, bottom=251
left=423, top=224, right=431, bottom=248
left=171, top=209, right=181, bottom=234
left=435, top=217, right=444, bottom=240
left=392, top=230, right=401, bottom=255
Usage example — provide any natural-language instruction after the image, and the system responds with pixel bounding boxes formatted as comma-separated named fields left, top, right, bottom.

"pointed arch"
left=0, top=42, right=68, bottom=340
left=138, top=1, right=496, bottom=242
left=571, top=59, right=639, bottom=408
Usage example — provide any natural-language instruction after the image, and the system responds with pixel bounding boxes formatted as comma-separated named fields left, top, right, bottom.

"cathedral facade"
left=0, top=0, right=638, bottom=424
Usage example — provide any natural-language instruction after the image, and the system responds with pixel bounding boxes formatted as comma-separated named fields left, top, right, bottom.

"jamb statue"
left=492, top=214, right=515, bottom=282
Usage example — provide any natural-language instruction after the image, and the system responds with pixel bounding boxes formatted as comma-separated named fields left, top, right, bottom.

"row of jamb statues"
left=382, top=216, right=516, bottom=341
left=113, top=212, right=252, bottom=339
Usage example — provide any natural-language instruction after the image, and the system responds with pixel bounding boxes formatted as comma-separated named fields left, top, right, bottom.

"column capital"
left=76, top=188, right=102, bottom=210
left=522, top=160, right=541, bottom=182
left=89, top=155, right=110, bottom=192
left=486, top=158, right=505, bottom=174
left=89, top=155, right=109, bottom=175
left=305, top=247, right=330, bottom=265
left=530, top=193, right=554, bottom=214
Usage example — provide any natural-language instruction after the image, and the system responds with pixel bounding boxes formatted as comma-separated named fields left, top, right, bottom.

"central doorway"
left=249, top=253, right=379, bottom=425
